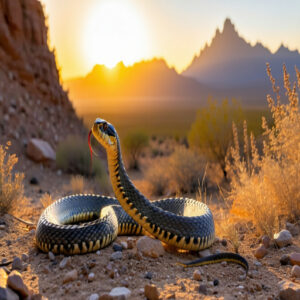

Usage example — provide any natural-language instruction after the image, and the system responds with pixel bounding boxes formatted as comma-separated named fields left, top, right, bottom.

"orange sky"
left=41, top=0, right=300, bottom=80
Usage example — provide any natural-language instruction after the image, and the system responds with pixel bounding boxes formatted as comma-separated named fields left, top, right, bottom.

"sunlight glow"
left=83, top=1, right=150, bottom=69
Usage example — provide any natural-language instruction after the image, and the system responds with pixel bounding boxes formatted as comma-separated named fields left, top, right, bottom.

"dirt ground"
left=0, top=160, right=299, bottom=300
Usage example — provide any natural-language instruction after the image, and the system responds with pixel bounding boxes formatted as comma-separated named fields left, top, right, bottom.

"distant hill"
left=183, top=18, right=300, bottom=93
left=65, top=59, right=211, bottom=112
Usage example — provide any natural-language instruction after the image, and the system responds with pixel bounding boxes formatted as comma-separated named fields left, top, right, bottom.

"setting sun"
left=82, top=1, right=150, bottom=69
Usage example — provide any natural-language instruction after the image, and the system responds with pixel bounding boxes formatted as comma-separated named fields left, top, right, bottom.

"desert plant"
left=226, top=65, right=300, bottom=236
left=67, top=175, right=86, bottom=194
left=188, top=99, right=243, bottom=180
left=0, top=142, right=24, bottom=214
left=40, top=193, right=53, bottom=208
left=123, top=131, right=149, bottom=170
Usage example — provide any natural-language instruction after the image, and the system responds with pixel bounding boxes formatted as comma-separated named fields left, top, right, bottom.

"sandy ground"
left=0, top=163, right=299, bottom=300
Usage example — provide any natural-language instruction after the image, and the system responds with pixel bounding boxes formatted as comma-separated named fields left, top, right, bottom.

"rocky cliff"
left=0, top=0, right=85, bottom=155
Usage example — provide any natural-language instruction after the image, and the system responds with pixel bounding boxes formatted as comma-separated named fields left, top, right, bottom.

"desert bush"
left=56, top=135, right=105, bottom=178
left=0, top=142, right=24, bottom=214
left=188, top=99, right=243, bottom=180
left=123, top=131, right=149, bottom=170
left=226, top=65, right=300, bottom=237
left=145, top=146, right=205, bottom=195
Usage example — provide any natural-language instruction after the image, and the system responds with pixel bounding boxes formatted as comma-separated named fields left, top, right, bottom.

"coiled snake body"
left=36, top=118, right=248, bottom=270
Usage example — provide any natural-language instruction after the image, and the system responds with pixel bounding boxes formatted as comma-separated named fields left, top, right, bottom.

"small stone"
left=278, top=280, right=300, bottom=300
left=144, top=271, right=153, bottom=280
left=274, top=230, right=293, bottom=248
left=126, top=238, right=135, bottom=249
left=144, top=284, right=160, bottom=300
left=221, top=239, right=227, bottom=247
left=213, top=279, right=219, bottom=286
left=120, top=242, right=128, bottom=250
left=0, top=225, right=5, bottom=230
left=109, top=287, right=131, bottom=299
left=87, top=260, right=96, bottom=269
left=238, top=285, right=244, bottom=290
left=286, top=222, right=299, bottom=236
left=280, top=254, right=291, bottom=265
left=179, top=282, right=186, bottom=291
left=96, top=250, right=101, bottom=256
left=239, top=274, right=246, bottom=281
left=29, top=177, right=39, bottom=185
left=254, top=244, right=268, bottom=259
left=136, top=236, right=165, bottom=258
left=221, top=261, right=227, bottom=267
left=26, top=138, right=56, bottom=162
left=7, top=270, right=29, bottom=297
left=254, top=261, right=262, bottom=267
left=291, top=265, right=300, bottom=278
left=41, top=265, right=51, bottom=274
left=89, top=294, right=99, bottom=300
left=290, top=253, right=300, bottom=266
left=48, top=251, right=55, bottom=261
left=0, top=288, right=19, bottom=300
left=193, top=270, right=202, bottom=281
left=120, top=279, right=129, bottom=287
left=21, top=253, right=28, bottom=262
left=198, top=284, right=207, bottom=295
left=261, top=235, right=271, bottom=248
left=198, top=249, right=211, bottom=258
left=63, top=269, right=78, bottom=284
left=11, top=257, right=23, bottom=271
left=112, top=243, right=123, bottom=252
left=59, top=257, right=71, bottom=269
left=88, top=272, right=95, bottom=282
left=110, top=251, right=122, bottom=261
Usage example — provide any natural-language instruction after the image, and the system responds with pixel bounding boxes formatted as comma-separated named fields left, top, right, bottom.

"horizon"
left=41, top=0, right=300, bottom=80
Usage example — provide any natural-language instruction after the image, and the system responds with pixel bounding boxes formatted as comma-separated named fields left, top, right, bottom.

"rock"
left=278, top=280, right=300, bottom=300
left=254, top=244, right=268, bottom=259
left=254, top=261, right=262, bottom=267
left=63, top=269, right=78, bottom=284
left=7, top=270, right=29, bottom=298
left=136, top=237, right=165, bottom=258
left=221, top=239, right=227, bottom=247
left=21, top=253, right=28, bottom=262
left=290, top=253, right=300, bottom=266
left=110, top=251, right=122, bottom=261
left=109, top=287, right=131, bottom=299
left=29, top=177, right=39, bottom=185
left=280, top=254, right=291, bottom=265
left=59, top=257, right=71, bottom=269
left=11, top=257, right=23, bottom=271
left=112, top=243, right=123, bottom=252
left=96, top=250, right=101, bottom=256
left=291, top=265, right=300, bottom=278
left=144, top=272, right=153, bottom=280
left=26, top=138, right=56, bottom=162
left=48, top=251, right=55, bottom=261
left=120, top=242, right=128, bottom=250
left=274, top=230, right=293, bottom=248
left=144, top=284, right=160, bottom=300
left=179, top=282, right=186, bottom=291
left=88, top=272, right=95, bottom=282
left=221, top=261, right=227, bottom=267
left=0, top=287, right=19, bottom=300
left=286, top=222, right=299, bottom=236
left=198, top=284, right=207, bottom=295
left=89, top=294, right=100, bottom=300
left=198, top=249, right=211, bottom=257
left=213, top=279, right=219, bottom=286
left=126, top=238, right=135, bottom=249
left=0, top=225, right=5, bottom=230
left=193, top=270, right=202, bottom=281
left=120, top=279, right=129, bottom=287
left=261, top=235, right=271, bottom=248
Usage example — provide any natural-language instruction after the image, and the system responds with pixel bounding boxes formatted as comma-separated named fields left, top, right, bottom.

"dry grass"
left=0, top=142, right=24, bottom=215
left=67, top=175, right=86, bottom=194
left=144, top=146, right=205, bottom=195
left=40, top=193, right=54, bottom=209
left=226, top=65, right=300, bottom=237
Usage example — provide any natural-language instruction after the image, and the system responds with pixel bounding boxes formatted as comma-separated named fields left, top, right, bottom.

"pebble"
left=120, top=241, right=128, bottom=250
left=136, top=236, right=165, bottom=258
left=254, top=244, right=268, bottom=259
left=221, top=261, right=227, bottom=267
left=221, top=239, right=227, bottom=247
left=7, top=270, right=29, bottom=298
left=112, top=243, right=123, bottom=252
left=11, top=257, right=23, bottom=271
left=126, top=238, right=135, bottom=249
left=144, top=271, right=153, bottom=279
left=88, top=272, right=95, bottom=282
left=48, top=251, right=55, bottom=261
left=63, top=269, right=78, bottom=284
left=109, top=287, right=131, bottom=299
left=89, top=294, right=99, bottom=300
left=239, top=274, right=247, bottom=281
left=278, top=279, right=300, bottom=299
left=110, top=251, right=123, bottom=261
left=21, top=253, right=28, bottom=262
left=274, top=230, right=293, bottom=248
left=96, top=250, right=101, bottom=256
left=120, top=279, right=129, bottom=287
left=254, top=261, right=262, bottom=267
left=290, top=253, right=300, bottom=266
left=213, top=279, right=219, bottom=286
left=59, top=257, right=71, bottom=269
left=261, top=235, right=271, bottom=248
left=179, top=281, right=186, bottom=291
left=29, top=177, right=39, bottom=185
left=198, top=249, right=211, bottom=258
left=41, top=265, right=51, bottom=274
left=280, top=254, right=291, bottom=265
left=291, top=265, right=300, bottom=278
left=198, top=284, right=207, bottom=295
left=144, top=284, right=160, bottom=300
left=0, top=225, right=5, bottom=230
left=286, top=222, right=299, bottom=236
left=193, top=270, right=202, bottom=281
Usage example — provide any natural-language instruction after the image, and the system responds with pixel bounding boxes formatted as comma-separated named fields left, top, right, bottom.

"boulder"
left=26, top=138, right=56, bottom=162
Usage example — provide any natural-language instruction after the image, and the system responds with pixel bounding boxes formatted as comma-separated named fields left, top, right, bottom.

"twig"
left=8, top=214, right=36, bottom=227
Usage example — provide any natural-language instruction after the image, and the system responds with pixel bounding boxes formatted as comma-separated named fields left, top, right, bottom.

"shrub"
left=145, top=146, right=205, bottom=195
left=0, top=142, right=24, bottom=214
left=226, top=65, right=300, bottom=236
left=56, top=135, right=105, bottom=178
left=122, top=131, right=149, bottom=170
left=188, top=99, right=243, bottom=180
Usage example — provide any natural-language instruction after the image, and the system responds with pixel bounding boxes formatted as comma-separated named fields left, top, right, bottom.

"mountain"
left=65, top=59, right=211, bottom=112
left=183, top=18, right=300, bottom=93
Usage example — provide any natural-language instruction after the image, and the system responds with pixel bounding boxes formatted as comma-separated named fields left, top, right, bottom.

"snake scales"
left=36, top=118, right=248, bottom=270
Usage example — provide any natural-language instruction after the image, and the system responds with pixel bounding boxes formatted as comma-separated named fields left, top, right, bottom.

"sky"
left=40, top=0, right=300, bottom=80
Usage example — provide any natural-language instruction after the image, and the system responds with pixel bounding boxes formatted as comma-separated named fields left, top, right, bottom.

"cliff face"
left=0, top=0, right=85, bottom=154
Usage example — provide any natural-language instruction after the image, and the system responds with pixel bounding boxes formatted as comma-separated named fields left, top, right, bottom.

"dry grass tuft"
left=68, top=175, right=85, bottom=194
left=0, top=142, right=24, bottom=215
left=40, top=193, right=54, bottom=208
left=226, top=65, right=300, bottom=237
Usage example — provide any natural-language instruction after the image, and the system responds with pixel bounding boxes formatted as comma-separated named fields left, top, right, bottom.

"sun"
left=83, top=1, right=149, bottom=69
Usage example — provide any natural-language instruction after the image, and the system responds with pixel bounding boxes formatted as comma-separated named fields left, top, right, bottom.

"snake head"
left=91, top=118, right=118, bottom=151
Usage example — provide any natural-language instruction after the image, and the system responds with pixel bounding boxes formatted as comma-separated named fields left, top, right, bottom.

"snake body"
left=36, top=118, right=248, bottom=271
